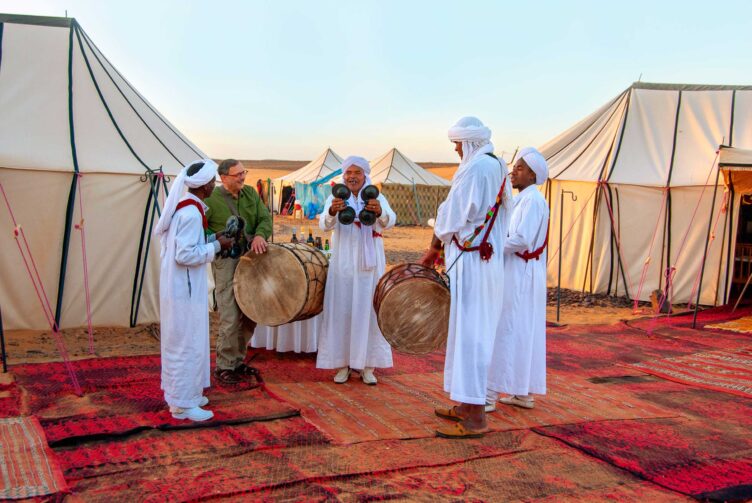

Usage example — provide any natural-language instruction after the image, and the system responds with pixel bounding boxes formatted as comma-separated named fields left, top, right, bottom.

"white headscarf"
left=448, top=116, right=494, bottom=170
left=517, top=147, right=548, bottom=185
left=340, top=156, right=377, bottom=271
left=154, top=159, right=218, bottom=254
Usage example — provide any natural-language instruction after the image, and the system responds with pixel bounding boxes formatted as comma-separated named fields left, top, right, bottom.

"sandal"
left=214, top=368, right=241, bottom=385
left=436, top=422, right=489, bottom=439
left=235, top=363, right=264, bottom=383
left=435, top=405, right=465, bottom=422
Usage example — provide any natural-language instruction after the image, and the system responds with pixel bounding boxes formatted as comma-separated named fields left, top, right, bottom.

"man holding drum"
left=420, top=116, right=512, bottom=439
left=155, top=160, right=234, bottom=421
left=317, top=156, right=397, bottom=385
left=205, top=159, right=272, bottom=385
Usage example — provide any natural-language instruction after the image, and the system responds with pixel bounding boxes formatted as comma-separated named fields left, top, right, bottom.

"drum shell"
left=233, top=243, right=328, bottom=326
left=373, top=263, right=450, bottom=354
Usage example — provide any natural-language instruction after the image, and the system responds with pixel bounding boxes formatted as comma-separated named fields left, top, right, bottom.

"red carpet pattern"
left=624, top=347, right=752, bottom=398
left=0, top=417, right=68, bottom=500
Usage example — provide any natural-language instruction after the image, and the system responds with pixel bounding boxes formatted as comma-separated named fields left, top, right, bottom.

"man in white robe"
left=420, top=117, right=512, bottom=438
left=488, top=147, right=549, bottom=410
left=155, top=160, right=232, bottom=422
left=317, top=156, right=397, bottom=384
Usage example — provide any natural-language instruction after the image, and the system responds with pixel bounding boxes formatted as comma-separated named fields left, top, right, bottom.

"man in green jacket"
left=205, top=159, right=272, bottom=385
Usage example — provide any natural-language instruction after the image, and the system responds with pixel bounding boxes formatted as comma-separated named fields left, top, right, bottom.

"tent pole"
left=268, top=177, right=274, bottom=243
left=693, top=166, right=722, bottom=327
left=557, top=190, right=577, bottom=323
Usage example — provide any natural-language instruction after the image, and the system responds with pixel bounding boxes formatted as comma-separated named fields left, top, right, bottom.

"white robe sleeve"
left=504, top=197, right=543, bottom=254
left=374, top=195, right=396, bottom=231
left=173, top=211, right=218, bottom=266
left=434, top=170, right=482, bottom=243
left=319, top=195, right=337, bottom=231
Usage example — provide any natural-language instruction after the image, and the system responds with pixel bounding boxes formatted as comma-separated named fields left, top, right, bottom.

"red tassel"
left=479, top=241, right=494, bottom=261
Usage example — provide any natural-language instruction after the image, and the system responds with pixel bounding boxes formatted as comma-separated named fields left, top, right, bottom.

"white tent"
left=0, top=14, right=207, bottom=330
left=542, top=82, right=752, bottom=306
left=271, top=148, right=342, bottom=213
left=369, top=148, right=451, bottom=187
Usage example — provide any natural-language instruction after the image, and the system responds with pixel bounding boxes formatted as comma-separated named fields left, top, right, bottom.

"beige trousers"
left=212, top=257, right=256, bottom=371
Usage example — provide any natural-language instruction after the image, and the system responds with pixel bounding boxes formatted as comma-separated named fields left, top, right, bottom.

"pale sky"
left=4, top=0, right=752, bottom=161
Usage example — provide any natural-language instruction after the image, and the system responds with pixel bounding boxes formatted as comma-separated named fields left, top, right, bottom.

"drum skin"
left=233, top=243, right=328, bottom=326
left=373, top=263, right=450, bottom=354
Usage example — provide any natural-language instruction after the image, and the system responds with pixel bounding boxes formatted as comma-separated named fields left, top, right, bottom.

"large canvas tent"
left=361, top=148, right=451, bottom=225
left=0, top=14, right=207, bottom=330
left=271, top=148, right=342, bottom=213
left=542, top=82, right=752, bottom=306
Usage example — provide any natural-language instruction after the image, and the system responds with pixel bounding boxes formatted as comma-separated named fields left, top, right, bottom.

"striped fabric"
left=0, top=417, right=68, bottom=499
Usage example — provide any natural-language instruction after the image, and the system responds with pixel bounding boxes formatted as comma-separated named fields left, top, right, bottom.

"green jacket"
left=205, top=185, right=272, bottom=243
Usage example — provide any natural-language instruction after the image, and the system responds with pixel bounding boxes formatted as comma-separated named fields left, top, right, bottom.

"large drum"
left=373, top=263, right=451, bottom=354
left=233, top=243, right=328, bottom=327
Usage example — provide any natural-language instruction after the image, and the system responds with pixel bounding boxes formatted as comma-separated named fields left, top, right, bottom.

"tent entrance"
left=731, top=195, right=752, bottom=301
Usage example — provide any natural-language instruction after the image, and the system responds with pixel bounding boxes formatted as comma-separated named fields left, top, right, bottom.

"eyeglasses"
left=224, top=170, right=247, bottom=179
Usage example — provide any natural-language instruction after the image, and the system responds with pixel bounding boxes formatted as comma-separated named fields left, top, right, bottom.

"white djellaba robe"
left=159, top=193, right=220, bottom=408
left=488, top=185, right=549, bottom=396
left=435, top=149, right=511, bottom=405
left=316, top=193, right=397, bottom=369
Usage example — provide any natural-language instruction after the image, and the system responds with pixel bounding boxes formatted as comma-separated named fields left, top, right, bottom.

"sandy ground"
left=4, top=214, right=653, bottom=367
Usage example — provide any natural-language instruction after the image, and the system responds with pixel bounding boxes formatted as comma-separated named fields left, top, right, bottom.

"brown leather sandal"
left=214, top=368, right=241, bottom=385
left=436, top=422, right=489, bottom=439
left=434, top=405, right=465, bottom=422
left=235, top=363, right=264, bottom=383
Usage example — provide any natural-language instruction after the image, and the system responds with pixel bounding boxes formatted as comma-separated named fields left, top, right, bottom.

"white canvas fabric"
left=542, top=82, right=752, bottom=305
left=0, top=15, right=207, bottom=329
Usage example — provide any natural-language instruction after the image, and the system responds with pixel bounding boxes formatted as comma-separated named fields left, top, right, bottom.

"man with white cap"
left=420, top=117, right=512, bottom=438
left=317, top=156, right=397, bottom=384
left=155, top=160, right=233, bottom=422
left=487, top=147, right=550, bottom=410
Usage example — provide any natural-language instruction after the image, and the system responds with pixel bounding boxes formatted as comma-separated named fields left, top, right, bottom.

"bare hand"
left=250, top=235, right=268, bottom=254
left=365, top=198, right=382, bottom=217
left=419, top=249, right=439, bottom=268
left=329, top=198, right=346, bottom=216
left=218, top=235, right=234, bottom=250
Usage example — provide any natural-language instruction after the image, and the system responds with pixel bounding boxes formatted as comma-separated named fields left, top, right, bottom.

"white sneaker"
left=361, top=368, right=377, bottom=385
left=499, top=395, right=535, bottom=409
left=171, top=406, right=214, bottom=422
left=333, top=367, right=351, bottom=384
left=199, top=396, right=209, bottom=407
left=484, top=401, right=497, bottom=413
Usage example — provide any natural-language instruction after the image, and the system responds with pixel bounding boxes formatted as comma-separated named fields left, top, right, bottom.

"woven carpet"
left=11, top=355, right=298, bottom=444
left=56, top=425, right=684, bottom=502
left=706, top=315, right=752, bottom=334
left=623, top=347, right=752, bottom=398
left=266, top=371, right=675, bottom=444
left=0, top=417, right=68, bottom=500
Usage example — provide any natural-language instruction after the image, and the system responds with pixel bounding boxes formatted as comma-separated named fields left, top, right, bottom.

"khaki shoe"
left=499, top=395, right=535, bottom=409
left=361, top=368, right=377, bottom=385
left=334, top=367, right=351, bottom=384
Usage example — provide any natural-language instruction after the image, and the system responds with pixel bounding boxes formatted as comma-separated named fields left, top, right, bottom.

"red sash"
left=451, top=177, right=506, bottom=261
left=354, top=221, right=383, bottom=238
left=515, top=229, right=548, bottom=262
left=175, top=199, right=208, bottom=230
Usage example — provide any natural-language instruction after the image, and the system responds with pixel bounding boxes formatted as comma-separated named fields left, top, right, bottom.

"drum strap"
left=175, top=199, right=208, bottom=231
left=451, top=175, right=506, bottom=262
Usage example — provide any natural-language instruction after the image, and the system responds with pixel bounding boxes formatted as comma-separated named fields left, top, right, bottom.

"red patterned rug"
left=535, top=418, right=752, bottom=501
left=623, top=347, right=752, bottom=399
left=266, top=371, right=675, bottom=444
left=0, top=416, right=68, bottom=500
left=11, top=355, right=299, bottom=444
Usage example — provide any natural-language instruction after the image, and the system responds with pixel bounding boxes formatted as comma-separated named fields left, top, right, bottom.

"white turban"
left=154, top=159, right=218, bottom=247
left=448, top=116, right=492, bottom=143
left=518, top=147, right=548, bottom=185
left=340, top=155, right=371, bottom=175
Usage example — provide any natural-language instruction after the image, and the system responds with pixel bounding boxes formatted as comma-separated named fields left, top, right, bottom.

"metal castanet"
left=233, top=243, right=328, bottom=326
left=373, top=263, right=451, bottom=354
